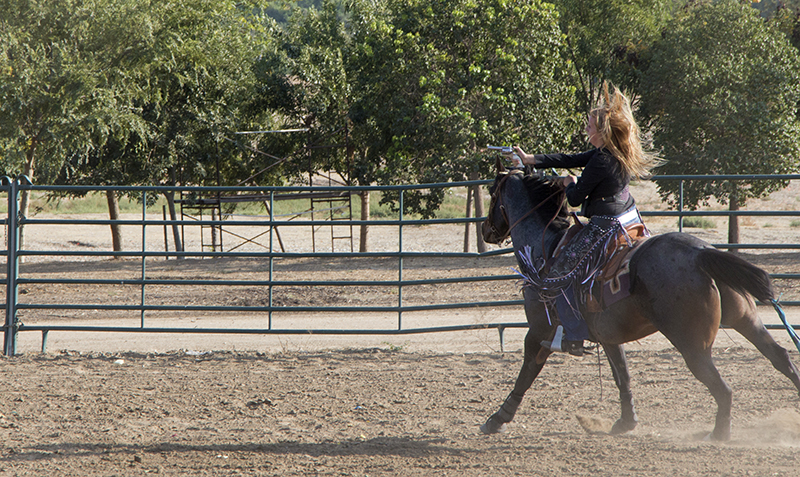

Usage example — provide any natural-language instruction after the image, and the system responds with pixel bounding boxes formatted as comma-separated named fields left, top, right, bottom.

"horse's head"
left=482, top=159, right=522, bottom=244
left=482, top=157, right=569, bottom=245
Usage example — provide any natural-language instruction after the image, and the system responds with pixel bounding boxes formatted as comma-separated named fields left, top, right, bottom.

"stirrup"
left=540, top=325, right=564, bottom=352
left=541, top=326, right=591, bottom=356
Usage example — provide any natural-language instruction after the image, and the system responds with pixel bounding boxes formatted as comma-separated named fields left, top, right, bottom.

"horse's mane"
left=521, top=174, right=571, bottom=231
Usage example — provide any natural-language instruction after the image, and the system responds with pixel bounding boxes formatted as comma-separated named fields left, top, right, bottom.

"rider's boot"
left=563, top=340, right=587, bottom=356
left=542, top=285, right=590, bottom=356
left=541, top=325, right=586, bottom=356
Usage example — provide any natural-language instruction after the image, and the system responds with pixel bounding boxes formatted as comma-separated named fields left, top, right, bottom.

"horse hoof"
left=705, top=429, right=731, bottom=441
left=480, top=418, right=507, bottom=435
left=610, top=418, right=637, bottom=435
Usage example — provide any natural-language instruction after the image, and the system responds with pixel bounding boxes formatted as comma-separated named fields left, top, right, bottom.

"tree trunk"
left=470, top=172, right=487, bottom=253
left=17, top=147, right=36, bottom=260
left=165, top=167, right=184, bottom=259
left=211, top=208, right=219, bottom=252
left=463, top=182, right=473, bottom=252
left=106, top=190, right=123, bottom=257
left=165, top=191, right=184, bottom=259
left=728, top=192, right=740, bottom=254
left=359, top=191, right=370, bottom=253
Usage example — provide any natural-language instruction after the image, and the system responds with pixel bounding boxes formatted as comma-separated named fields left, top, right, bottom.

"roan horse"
left=480, top=163, right=800, bottom=440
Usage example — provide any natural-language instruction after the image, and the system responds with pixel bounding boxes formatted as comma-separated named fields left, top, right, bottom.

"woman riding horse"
left=481, top=158, right=800, bottom=441
left=481, top=85, right=800, bottom=439
left=507, top=82, right=660, bottom=356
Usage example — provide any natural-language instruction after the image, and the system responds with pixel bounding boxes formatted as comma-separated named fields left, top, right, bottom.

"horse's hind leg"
left=732, top=321, right=800, bottom=394
left=603, top=343, right=638, bottom=434
left=721, top=289, right=800, bottom=394
left=679, top=347, right=733, bottom=441
left=742, top=328, right=800, bottom=393
left=481, top=327, right=547, bottom=434
left=648, top=264, right=733, bottom=439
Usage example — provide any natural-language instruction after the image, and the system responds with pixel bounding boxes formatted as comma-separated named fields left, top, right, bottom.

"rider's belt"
left=591, top=187, right=630, bottom=204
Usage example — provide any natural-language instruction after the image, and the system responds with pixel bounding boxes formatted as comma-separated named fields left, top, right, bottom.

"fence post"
left=678, top=180, right=684, bottom=232
left=140, top=191, right=147, bottom=327
left=268, top=191, right=274, bottom=329
left=4, top=178, right=20, bottom=355
left=463, top=182, right=473, bottom=253
left=398, top=190, right=404, bottom=330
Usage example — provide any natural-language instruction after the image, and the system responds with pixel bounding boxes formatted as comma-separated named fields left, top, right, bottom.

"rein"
left=489, top=171, right=566, bottom=251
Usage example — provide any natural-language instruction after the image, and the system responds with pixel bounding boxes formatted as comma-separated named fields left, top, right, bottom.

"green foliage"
left=640, top=0, right=800, bottom=209
left=252, top=0, right=580, bottom=218
left=2, top=0, right=799, bottom=227
left=346, top=0, right=581, bottom=217
left=100, top=0, right=276, bottom=189
left=752, top=0, right=800, bottom=20
left=0, top=0, right=146, bottom=182
left=382, top=341, right=406, bottom=352
left=0, top=0, right=277, bottom=191
left=681, top=217, right=715, bottom=229
left=766, top=1, right=800, bottom=50
left=263, top=0, right=347, bottom=25
left=550, top=0, right=674, bottom=114
left=250, top=0, right=354, bottom=186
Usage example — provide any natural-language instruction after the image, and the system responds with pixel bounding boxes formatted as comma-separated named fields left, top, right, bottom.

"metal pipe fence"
left=2, top=174, right=799, bottom=355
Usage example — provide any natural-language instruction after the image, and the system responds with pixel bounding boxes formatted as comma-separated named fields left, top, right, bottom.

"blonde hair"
left=591, top=82, right=659, bottom=180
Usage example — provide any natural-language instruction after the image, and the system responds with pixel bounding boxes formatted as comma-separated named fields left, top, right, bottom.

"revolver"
left=487, top=145, right=522, bottom=167
left=487, top=145, right=513, bottom=154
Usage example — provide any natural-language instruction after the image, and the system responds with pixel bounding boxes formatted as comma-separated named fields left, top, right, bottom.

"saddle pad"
left=587, top=230, right=649, bottom=311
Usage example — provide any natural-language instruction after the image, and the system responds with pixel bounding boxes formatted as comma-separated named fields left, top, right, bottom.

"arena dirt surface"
left=2, top=344, right=800, bottom=476
left=2, top=181, right=800, bottom=476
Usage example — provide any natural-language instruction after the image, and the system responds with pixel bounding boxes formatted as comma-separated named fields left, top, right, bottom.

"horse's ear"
left=495, top=156, right=506, bottom=174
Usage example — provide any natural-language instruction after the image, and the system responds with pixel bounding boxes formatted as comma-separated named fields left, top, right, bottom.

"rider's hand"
left=560, top=175, right=577, bottom=188
left=512, top=146, right=533, bottom=166
left=502, top=148, right=523, bottom=168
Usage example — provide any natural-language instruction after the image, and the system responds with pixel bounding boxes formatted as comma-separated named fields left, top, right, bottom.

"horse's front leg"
left=481, top=328, right=548, bottom=434
left=603, top=343, right=638, bottom=434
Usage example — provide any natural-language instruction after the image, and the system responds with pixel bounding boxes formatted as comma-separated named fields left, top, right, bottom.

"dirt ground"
left=2, top=343, right=800, bottom=476
left=2, top=181, right=800, bottom=476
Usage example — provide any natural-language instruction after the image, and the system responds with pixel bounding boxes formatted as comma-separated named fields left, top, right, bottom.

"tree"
left=263, top=0, right=335, bottom=24
left=0, top=0, right=146, bottom=250
left=250, top=0, right=580, bottom=253
left=1, top=0, right=274, bottom=253
left=752, top=0, right=800, bottom=21
left=768, top=1, right=800, bottom=50
left=131, top=1, right=274, bottom=189
left=251, top=0, right=376, bottom=249
left=347, top=0, right=581, bottom=217
left=251, top=0, right=354, bottom=185
left=119, top=1, right=276, bottom=254
left=550, top=0, right=674, bottom=115
left=640, top=0, right=800, bottom=246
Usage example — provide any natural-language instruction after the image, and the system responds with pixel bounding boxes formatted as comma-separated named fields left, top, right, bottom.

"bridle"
left=485, top=169, right=566, bottom=248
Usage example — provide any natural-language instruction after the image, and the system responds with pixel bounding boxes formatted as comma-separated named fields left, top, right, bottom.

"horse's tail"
left=696, top=248, right=774, bottom=302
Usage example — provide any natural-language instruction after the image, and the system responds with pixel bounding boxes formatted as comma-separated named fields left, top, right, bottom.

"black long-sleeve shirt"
left=534, top=147, right=634, bottom=217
